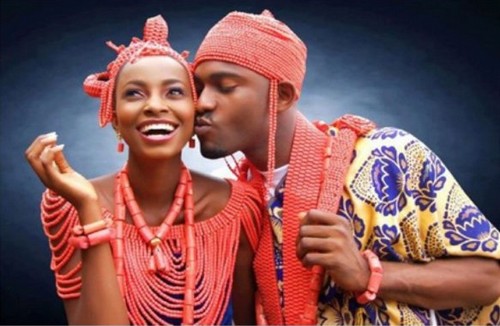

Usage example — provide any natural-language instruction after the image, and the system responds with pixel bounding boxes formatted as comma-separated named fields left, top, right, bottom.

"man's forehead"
left=194, top=61, right=255, bottom=80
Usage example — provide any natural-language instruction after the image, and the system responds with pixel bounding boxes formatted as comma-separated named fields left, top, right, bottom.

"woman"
left=25, top=15, right=261, bottom=325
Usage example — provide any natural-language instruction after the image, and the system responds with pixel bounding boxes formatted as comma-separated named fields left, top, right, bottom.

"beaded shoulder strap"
left=315, top=114, right=376, bottom=211
left=255, top=113, right=375, bottom=325
left=228, top=180, right=265, bottom=252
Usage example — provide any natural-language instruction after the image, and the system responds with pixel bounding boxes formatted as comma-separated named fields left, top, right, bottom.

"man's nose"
left=196, top=88, right=216, bottom=113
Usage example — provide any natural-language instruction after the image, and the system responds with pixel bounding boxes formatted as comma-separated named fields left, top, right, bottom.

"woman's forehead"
left=118, top=56, right=189, bottom=83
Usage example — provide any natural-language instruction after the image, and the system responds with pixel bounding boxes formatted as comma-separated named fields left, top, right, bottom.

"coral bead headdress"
left=194, top=10, right=307, bottom=185
left=83, top=15, right=197, bottom=127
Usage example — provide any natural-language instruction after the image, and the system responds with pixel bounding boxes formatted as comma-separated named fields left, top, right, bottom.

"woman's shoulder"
left=89, top=172, right=117, bottom=192
left=90, top=172, right=117, bottom=213
left=191, top=170, right=261, bottom=219
left=191, top=171, right=231, bottom=220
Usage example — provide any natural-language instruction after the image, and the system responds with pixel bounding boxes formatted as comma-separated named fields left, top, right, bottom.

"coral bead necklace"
left=113, top=164, right=196, bottom=325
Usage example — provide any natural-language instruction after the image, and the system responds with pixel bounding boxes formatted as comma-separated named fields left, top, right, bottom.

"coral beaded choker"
left=113, top=164, right=196, bottom=325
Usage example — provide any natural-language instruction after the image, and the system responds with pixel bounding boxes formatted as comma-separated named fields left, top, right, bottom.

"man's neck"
left=245, top=109, right=297, bottom=171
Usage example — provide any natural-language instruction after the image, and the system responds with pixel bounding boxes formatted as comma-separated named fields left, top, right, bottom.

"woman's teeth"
left=140, top=123, right=175, bottom=135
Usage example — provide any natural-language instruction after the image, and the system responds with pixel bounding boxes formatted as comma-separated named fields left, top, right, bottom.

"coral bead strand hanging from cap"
left=194, top=9, right=311, bottom=324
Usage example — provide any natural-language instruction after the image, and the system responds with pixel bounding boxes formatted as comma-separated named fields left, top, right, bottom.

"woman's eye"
left=168, top=87, right=185, bottom=96
left=124, top=89, right=142, bottom=98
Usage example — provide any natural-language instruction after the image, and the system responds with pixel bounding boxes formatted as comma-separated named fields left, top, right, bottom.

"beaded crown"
left=83, top=15, right=196, bottom=127
left=194, top=10, right=307, bottom=98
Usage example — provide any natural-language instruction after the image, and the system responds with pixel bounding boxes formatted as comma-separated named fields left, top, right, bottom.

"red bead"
left=72, top=225, right=84, bottom=236
left=148, top=255, right=156, bottom=273
left=127, top=200, right=142, bottom=219
left=114, top=258, right=124, bottom=275
left=156, top=224, right=170, bottom=240
left=114, top=224, right=123, bottom=239
left=184, top=288, right=194, bottom=303
left=356, top=249, right=384, bottom=304
left=186, top=231, right=196, bottom=248
left=82, top=219, right=108, bottom=234
left=69, top=235, right=89, bottom=249
left=175, top=184, right=186, bottom=198
left=113, top=239, right=124, bottom=257
left=117, top=141, right=124, bottom=153
left=138, top=226, right=154, bottom=242
left=155, top=253, right=168, bottom=272
left=185, top=274, right=196, bottom=289
left=87, top=228, right=113, bottom=246
left=185, top=196, right=194, bottom=210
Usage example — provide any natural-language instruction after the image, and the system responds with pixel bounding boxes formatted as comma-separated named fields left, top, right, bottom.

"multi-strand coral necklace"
left=113, top=164, right=196, bottom=324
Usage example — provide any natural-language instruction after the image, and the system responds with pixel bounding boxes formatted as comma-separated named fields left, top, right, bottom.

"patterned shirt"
left=268, top=126, right=500, bottom=325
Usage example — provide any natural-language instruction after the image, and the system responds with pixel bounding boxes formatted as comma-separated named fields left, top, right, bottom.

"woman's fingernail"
left=52, top=144, right=65, bottom=152
left=42, top=132, right=57, bottom=138
left=41, top=133, right=58, bottom=143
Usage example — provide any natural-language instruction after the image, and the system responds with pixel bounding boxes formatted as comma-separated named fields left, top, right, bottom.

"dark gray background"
left=1, top=0, right=499, bottom=324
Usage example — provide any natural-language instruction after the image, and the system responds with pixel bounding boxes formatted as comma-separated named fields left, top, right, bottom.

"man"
left=193, top=10, right=500, bottom=325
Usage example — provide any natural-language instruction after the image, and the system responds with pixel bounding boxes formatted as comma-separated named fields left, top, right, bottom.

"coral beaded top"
left=41, top=176, right=261, bottom=325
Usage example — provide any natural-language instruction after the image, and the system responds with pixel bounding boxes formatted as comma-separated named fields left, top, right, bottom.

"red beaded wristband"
left=72, top=218, right=113, bottom=236
left=356, top=249, right=383, bottom=304
left=69, top=218, right=115, bottom=249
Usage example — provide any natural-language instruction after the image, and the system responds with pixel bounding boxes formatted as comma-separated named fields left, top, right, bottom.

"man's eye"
left=219, top=85, right=236, bottom=94
left=194, top=79, right=204, bottom=96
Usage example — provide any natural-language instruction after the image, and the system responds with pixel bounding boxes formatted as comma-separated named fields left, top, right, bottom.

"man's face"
left=194, top=61, right=270, bottom=159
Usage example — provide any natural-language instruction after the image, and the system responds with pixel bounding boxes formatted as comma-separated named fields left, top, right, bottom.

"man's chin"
left=199, top=145, right=230, bottom=159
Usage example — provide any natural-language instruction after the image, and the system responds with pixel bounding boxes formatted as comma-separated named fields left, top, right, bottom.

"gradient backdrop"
left=1, top=0, right=499, bottom=324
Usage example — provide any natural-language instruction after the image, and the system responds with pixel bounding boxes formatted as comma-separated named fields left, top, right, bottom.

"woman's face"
left=114, top=56, right=194, bottom=160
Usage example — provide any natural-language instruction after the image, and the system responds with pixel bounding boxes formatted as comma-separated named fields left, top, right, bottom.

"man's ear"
left=277, top=81, right=296, bottom=112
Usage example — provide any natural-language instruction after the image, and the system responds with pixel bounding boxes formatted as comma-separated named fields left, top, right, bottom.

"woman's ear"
left=277, top=81, right=296, bottom=112
left=111, top=112, right=119, bottom=131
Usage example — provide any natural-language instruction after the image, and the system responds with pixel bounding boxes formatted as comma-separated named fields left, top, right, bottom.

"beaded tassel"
left=299, top=135, right=332, bottom=325
left=116, top=133, right=124, bottom=153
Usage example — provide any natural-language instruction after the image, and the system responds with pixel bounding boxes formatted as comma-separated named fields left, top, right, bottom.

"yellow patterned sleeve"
left=321, top=126, right=499, bottom=325
left=339, top=127, right=499, bottom=262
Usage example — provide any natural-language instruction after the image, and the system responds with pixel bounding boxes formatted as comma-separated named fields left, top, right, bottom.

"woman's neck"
left=125, top=155, right=183, bottom=210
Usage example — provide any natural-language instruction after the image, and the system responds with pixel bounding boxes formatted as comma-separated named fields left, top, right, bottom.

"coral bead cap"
left=194, top=9, right=307, bottom=99
left=83, top=15, right=195, bottom=127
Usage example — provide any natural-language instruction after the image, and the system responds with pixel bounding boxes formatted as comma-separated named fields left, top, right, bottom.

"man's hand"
left=296, top=209, right=369, bottom=292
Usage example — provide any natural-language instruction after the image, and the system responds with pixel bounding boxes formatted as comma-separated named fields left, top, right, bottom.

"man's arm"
left=297, top=210, right=500, bottom=310
left=380, top=256, right=500, bottom=309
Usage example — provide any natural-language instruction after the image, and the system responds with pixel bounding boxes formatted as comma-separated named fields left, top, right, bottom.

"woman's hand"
left=25, top=132, right=98, bottom=209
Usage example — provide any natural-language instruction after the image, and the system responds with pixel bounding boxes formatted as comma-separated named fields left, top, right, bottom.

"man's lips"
left=195, top=116, right=211, bottom=127
left=194, top=117, right=212, bottom=135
